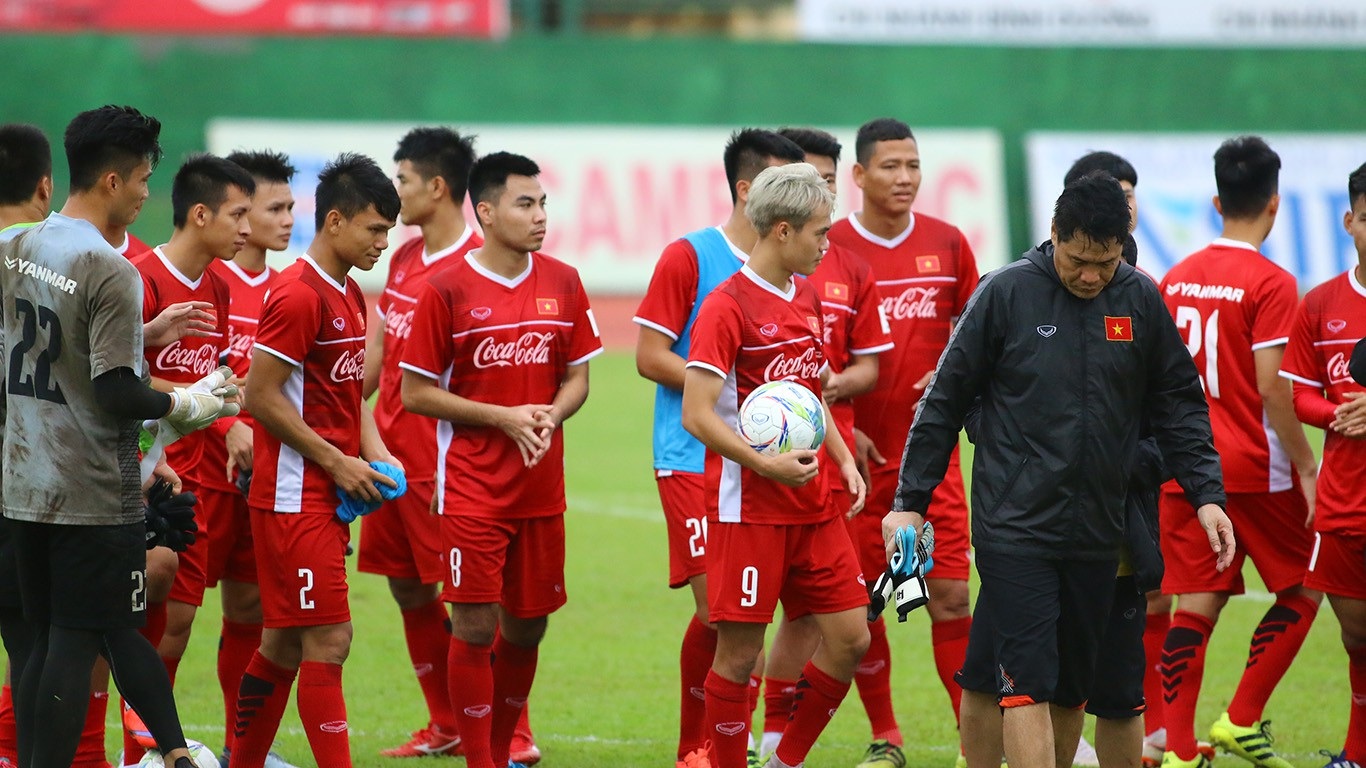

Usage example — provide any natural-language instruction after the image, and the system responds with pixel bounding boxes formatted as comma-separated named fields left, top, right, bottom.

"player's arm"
left=362, top=314, right=384, bottom=400
left=821, top=399, right=866, bottom=516
left=400, top=369, right=553, bottom=467
left=824, top=353, right=879, bottom=402
left=247, top=349, right=391, bottom=502
left=143, top=301, right=216, bottom=348
left=359, top=399, right=398, bottom=466
left=92, top=367, right=173, bottom=419
left=1255, top=344, right=1318, bottom=523
left=680, top=367, right=818, bottom=487
left=635, top=326, right=686, bottom=390
left=634, top=241, right=697, bottom=390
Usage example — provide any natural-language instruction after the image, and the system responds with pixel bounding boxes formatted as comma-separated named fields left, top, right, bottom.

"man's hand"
left=325, top=454, right=397, bottom=504
left=166, top=366, right=241, bottom=434
left=224, top=421, right=254, bottom=483
left=1332, top=391, right=1366, bottom=438
left=1297, top=465, right=1318, bottom=529
left=144, top=478, right=197, bottom=552
left=840, top=459, right=867, bottom=517
left=853, top=428, right=886, bottom=488
left=1195, top=503, right=1236, bottom=573
left=527, top=405, right=562, bottom=468
left=756, top=449, right=820, bottom=487
left=144, top=455, right=181, bottom=494
left=495, top=404, right=557, bottom=467
left=823, top=370, right=848, bottom=403
left=882, top=510, right=925, bottom=563
left=144, top=301, right=217, bottom=348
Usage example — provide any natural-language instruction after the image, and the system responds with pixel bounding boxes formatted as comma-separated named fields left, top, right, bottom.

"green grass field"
left=151, top=351, right=1345, bottom=768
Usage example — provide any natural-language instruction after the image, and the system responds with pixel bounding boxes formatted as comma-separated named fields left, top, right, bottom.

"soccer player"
left=230, top=152, right=402, bottom=768
left=828, top=117, right=978, bottom=763
left=357, top=127, right=487, bottom=760
left=2, top=104, right=238, bottom=768
left=204, top=149, right=299, bottom=768
left=1280, top=162, right=1366, bottom=768
left=680, top=162, right=870, bottom=768
left=759, top=128, right=896, bottom=768
left=634, top=128, right=804, bottom=768
left=1157, top=136, right=1323, bottom=768
left=400, top=151, right=602, bottom=768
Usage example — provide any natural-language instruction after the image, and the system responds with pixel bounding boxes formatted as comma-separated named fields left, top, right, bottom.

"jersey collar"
left=301, top=254, right=348, bottom=294
left=421, top=225, right=476, bottom=267
left=740, top=264, right=796, bottom=302
left=848, top=211, right=916, bottom=249
left=1210, top=237, right=1259, bottom=252
left=465, top=250, right=533, bottom=289
left=153, top=245, right=203, bottom=290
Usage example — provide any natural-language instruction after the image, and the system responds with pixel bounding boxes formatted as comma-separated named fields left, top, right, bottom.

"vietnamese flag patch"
left=825, top=282, right=848, bottom=300
left=537, top=298, right=559, bottom=315
left=1105, top=316, right=1133, bottom=342
left=917, top=255, right=941, bottom=273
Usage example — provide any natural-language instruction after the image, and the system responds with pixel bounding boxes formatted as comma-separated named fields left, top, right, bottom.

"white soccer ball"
left=738, top=379, right=826, bottom=456
left=136, top=739, right=220, bottom=768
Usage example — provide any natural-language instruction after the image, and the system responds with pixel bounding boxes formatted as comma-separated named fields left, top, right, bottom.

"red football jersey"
left=199, top=259, right=277, bottom=493
left=633, top=228, right=748, bottom=340
left=1279, top=268, right=1366, bottom=532
left=134, top=247, right=231, bottom=488
left=829, top=212, right=978, bottom=462
left=687, top=266, right=832, bottom=525
left=399, top=252, right=603, bottom=519
left=807, top=242, right=893, bottom=446
left=374, top=228, right=481, bottom=482
left=250, top=256, right=368, bottom=514
left=1160, top=239, right=1299, bottom=493
left=119, top=232, right=152, bottom=261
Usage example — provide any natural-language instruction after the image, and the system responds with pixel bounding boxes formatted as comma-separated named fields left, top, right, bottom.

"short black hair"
left=777, top=127, right=842, bottom=165
left=64, top=105, right=162, bottom=192
left=723, top=129, right=804, bottom=205
left=394, top=127, right=478, bottom=203
left=171, top=154, right=256, bottom=228
left=467, top=151, right=541, bottom=208
left=225, top=150, right=297, bottom=185
left=0, top=124, right=51, bottom=206
left=314, top=152, right=400, bottom=231
left=1348, top=162, right=1366, bottom=209
left=855, top=118, right=915, bottom=165
left=1064, top=151, right=1137, bottom=188
left=1053, top=171, right=1131, bottom=247
left=1214, top=136, right=1281, bottom=220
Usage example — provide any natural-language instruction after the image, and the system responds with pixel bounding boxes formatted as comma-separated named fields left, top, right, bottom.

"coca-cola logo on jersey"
left=1327, top=351, right=1354, bottom=385
left=330, top=349, right=365, bottom=383
left=156, top=340, right=219, bottom=377
left=385, top=309, right=414, bottom=340
left=227, top=328, right=255, bottom=362
left=882, top=286, right=940, bottom=321
left=765, top=347, right=822, bottom=382
left=822, top=312, right=839, bottom=346
left=473, top=332, right=554, bottom=369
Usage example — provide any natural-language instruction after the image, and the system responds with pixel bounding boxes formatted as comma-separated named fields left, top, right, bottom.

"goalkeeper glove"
left=165, top=365, right=241, bottom=435
left=867, top=520, right=936, bottom=623
left=144, top=478, right=198, bottom=552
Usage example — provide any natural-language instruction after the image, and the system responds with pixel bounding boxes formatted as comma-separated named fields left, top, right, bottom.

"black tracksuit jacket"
left=892, top=241, right=1226, bottom=561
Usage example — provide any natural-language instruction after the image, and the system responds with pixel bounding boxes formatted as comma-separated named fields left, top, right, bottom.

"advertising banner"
left=207, top=120, right=1008, bottom=293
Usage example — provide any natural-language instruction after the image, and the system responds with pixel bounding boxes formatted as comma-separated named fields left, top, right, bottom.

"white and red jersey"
left=133, top=246, right=231, bottom=489
left=829, top=212, right=978, bottom=464
left=374, top=228, right=481, bottom=483
left=1160, top=239, right=1299, bottom=493
left=686, top=266, right=832, bottom=525
left=200, top=259, right=277, bottom=493
left=1279, top=268, right=1366, bottom=532
left=807, top=242, right=893, bottom=446
left=250, top=256, right=368, bottom=514
left=399, top=251, right=603, bottom=519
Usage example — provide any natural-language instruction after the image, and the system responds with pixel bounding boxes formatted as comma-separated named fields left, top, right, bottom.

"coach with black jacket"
left=882, top=173, right=1236, bottom=768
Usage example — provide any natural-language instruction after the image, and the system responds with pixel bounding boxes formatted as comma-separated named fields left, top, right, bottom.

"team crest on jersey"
left=537, top=298, right=559, bottom=315
left=394, top=270, right=406, bottom=284
left=917, top=255, right=941, bottom=273
left=1328, top=319, right=1348, bottom=333
left=759, top=323, right=779, bottom=337
left=332, top=317, right=345, bottom=331
left=825, top=282, right=848, bottom=300
left=471, top=307, right=492, bottom=320
left=807, top=316, right=821, bottom=335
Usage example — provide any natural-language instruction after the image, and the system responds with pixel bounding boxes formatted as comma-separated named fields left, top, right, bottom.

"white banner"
left=1026, top=132, right=1366, bottom=289
left=206, top=120, right=1008, bottom=293
left=797, top=0, right=1366, bottom=46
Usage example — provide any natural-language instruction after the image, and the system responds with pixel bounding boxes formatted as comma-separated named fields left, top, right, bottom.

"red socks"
left=402, top=600, right=459, bottom=733
left=775, top=662, right=851, bottom=767
left=857, top=617, right=902, bottom=744
left=1227, top=594, right=1319, bottom=725
left=297, top=661, right=351, bottom=768
left=0, top=685, right=15, bottom=763
left=763, top=677, right=797, bottom=736
left=932, top=616, right=971, bottom=726
left=72, top=692, right=110, bottom=768
left=489, top=636, right=538, bottom=767
left=1162, top=610, right=1214, bottom=760
left=680, top=616, right=718, bottom=758
left=448, top=638, right=495, bottom=768
left=218, top=619, right=262, bottom=751
left=1143, top=609, right=1171, bottom=736
left=1347, top=646, right=1366, bottom=763
left=233, top=652, right=297, bottom=768
left=705, top=670, right=751, bottom=768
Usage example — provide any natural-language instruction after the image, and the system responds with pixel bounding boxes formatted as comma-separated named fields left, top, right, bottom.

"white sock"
left=760, top=731, right=783, bottom=759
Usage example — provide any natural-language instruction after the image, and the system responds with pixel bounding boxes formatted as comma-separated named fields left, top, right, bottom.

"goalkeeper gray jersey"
left=1, top=213, right=145, bottom=525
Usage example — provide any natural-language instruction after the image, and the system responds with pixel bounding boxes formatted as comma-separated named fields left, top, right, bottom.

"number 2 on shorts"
left=298, top=567, right=315, bottom=610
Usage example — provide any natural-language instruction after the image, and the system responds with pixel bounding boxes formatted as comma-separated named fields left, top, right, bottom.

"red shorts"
left=168, top=475, right=208, bottom=607
left=865, top=444, right=970, bottom=581
left=202, top=486, right=256, bottom=587
left=657, top=471, right=707, bottom=589
left=358, top=481, right=444, bottom=584
left=1305, top=531, right=1366, bottom=601
left=706, top=515, right=868, bottom=624
left=440, top=514, right=566, bottom=618
left=251, top=507, right=352, bottom=628
left=1160, top=489, right=1311, bottom=596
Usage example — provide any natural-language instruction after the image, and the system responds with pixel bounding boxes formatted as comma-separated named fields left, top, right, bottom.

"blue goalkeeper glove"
left=867, top=520, right=936, bottom=622
left=335, top=461, right=408, bottom=523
